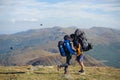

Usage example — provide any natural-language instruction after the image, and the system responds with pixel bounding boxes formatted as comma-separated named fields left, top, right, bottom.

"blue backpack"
left=58, top=40, right=75, bottom=57
left=58, top=41, right=66, bottom=56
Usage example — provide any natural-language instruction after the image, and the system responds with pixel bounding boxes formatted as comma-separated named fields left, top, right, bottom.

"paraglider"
left=10, top=47, right=13, bottom=50
left=40, top=24, right=43, bottom=26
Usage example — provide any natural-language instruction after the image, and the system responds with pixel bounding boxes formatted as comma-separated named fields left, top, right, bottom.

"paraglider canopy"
left=10, top=47, right=13, bottom=50
left=40, top=24, right=43, bottom=26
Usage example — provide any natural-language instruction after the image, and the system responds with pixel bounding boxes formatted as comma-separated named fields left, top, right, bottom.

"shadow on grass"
left=0, top=71, right=60, bottom=74
left=34, top=72, right=59, bottom=74
left=0, top=71, right=79, bottom=75
left=0, top=72, right=25, bottom=74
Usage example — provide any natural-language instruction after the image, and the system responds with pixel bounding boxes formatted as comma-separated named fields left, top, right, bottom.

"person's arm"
left=66, top=42, right=75, bottom=54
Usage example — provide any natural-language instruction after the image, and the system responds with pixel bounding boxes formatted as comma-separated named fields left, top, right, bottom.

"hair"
left=64, top=35, right=70, bottom=40
left=70, top=34, right=75, bottom=39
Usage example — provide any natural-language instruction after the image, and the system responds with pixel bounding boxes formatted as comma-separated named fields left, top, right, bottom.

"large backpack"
left=58, top=41, right=66, bottom=56
left=58, top=40, right=75, bottom=57
left=74, top=29, right=93, bottom=51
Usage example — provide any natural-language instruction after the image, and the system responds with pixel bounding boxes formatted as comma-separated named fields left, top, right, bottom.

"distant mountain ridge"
left=0, top=27, right=120, bottom=67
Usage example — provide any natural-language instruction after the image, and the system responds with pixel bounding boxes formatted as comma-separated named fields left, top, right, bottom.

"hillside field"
left=0, top=27, right=120, bottom=68
left=0, top=27, right=120, bottom=79
left=0, top=65, right=119, bottom=80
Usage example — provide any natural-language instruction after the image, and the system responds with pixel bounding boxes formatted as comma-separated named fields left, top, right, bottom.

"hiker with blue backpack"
left=57, top=35, right=75, bottom=74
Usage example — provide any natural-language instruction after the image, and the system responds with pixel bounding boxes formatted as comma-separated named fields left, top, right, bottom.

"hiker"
left=70, top=32, right=85, bottom=74
left=70, top=29, right=92, bottom=74
left=57, top=35, right=75, bottom=74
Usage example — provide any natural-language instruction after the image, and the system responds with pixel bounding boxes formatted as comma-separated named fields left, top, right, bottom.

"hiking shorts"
left=76, top=54, right=84, bottom=62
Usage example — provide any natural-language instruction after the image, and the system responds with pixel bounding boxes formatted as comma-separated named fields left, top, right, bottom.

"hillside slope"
left=0, top=47, right=105, bottom=67
left=0, top=27, right=120, bottom=67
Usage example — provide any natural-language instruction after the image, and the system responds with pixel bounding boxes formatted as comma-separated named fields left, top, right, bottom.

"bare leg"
left=78, top=61, right=84, bottom=70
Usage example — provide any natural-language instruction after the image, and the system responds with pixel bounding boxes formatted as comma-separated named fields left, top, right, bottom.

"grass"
left=0, top=65, right=120, bottom=80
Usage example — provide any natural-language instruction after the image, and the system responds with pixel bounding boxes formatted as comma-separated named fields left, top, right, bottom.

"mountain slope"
left=0, top=27, right=120, bottom=67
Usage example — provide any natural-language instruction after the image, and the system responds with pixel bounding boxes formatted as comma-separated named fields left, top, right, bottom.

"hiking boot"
left=79, top=70, right=85, bottom=75
left=57, top=65, right=61, bottom=71
left=64, top=71, right=69, bottom=74
left=79, top=69, right=84, bottom=73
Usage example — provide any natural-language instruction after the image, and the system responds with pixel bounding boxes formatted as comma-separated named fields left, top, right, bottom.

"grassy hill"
left=0, top=47, right=105, bottom=67
left=0, top=65, right=119, bottom=80
left=0, top=27, right=120, bottom=68
left=87, top=44, right=120, bottom=68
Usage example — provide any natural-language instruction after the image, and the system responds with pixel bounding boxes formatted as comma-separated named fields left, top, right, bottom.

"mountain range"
left=0, top=27, right=120, bottom=68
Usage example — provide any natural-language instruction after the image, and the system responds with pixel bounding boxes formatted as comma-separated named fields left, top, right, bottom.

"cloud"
left=0, top=0, right=120, bottom=34
left=1, top=0, right=119, bottom=19
left=23, top=18, right=38, bottom=22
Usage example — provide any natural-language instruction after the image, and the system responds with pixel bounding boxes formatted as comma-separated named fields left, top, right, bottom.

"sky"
left=0, top=0, right=120, bottom=34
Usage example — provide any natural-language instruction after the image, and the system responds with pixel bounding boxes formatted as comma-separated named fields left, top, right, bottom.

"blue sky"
left=0, top=0, right=120, bottom=34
